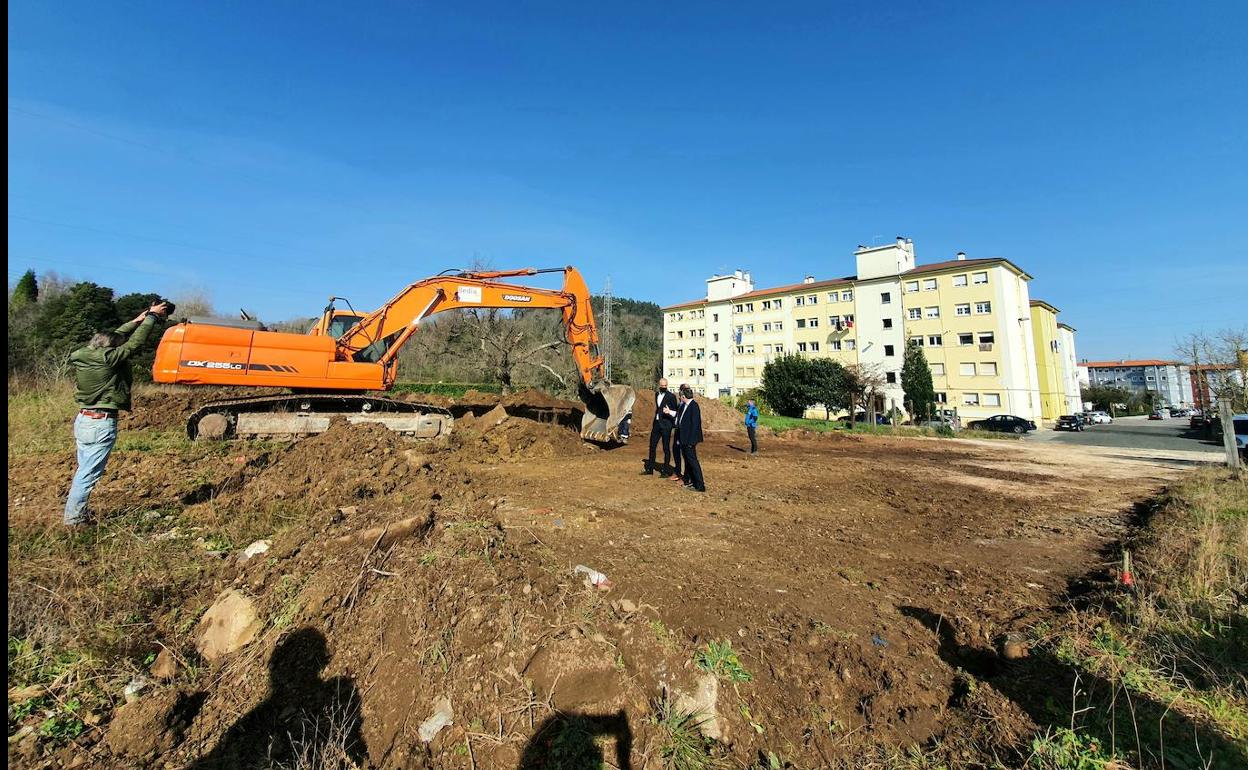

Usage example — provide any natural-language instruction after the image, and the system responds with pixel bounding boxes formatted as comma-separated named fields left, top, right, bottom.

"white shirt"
left=656, top=391, right=665, bottom=420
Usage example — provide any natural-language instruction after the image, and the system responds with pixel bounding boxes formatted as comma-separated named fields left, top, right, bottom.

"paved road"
left=1024, top=414, right=1224, bottom=454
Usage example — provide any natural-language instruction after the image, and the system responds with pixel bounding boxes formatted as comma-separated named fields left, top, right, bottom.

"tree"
left=35, top=282, right=121, bottom=359
left=901, top=340, right=937, bottom=421
left=114, top=292, right=165, bottom=380
left=11, top=270, right=38, bottom=307
left=1083, top=384, right=1130, bottom=412
left=808, top=358, right=850, bottom=420
left=1176, top=328, right=1248, bottom=413
left=761, top=354, right=816, bottom=417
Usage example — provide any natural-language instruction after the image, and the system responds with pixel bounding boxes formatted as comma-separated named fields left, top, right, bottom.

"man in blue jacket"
left=675, top=385, right=705, bottom=492
left=744, top=398, right=759, bottom=455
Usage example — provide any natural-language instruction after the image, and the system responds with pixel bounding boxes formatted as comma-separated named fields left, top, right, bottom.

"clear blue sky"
left=8, top=1, right=1246, bottom=360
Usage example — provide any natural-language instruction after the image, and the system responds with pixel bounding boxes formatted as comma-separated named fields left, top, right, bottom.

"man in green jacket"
left=63, top=300, right=171, bottom=527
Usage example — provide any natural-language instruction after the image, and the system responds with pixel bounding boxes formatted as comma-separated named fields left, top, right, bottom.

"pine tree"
left=35, top=282, right=121, bottom=357
left=901, top=339, right=936, bottom=421
left=11, top=270, right=39, bottom=306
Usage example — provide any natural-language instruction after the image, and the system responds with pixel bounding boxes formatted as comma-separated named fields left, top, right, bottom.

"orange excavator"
left=151, top=266, right=635, bottom=443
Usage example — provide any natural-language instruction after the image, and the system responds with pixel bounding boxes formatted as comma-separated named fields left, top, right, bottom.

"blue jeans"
left=64, top=414, right=118, bottom=525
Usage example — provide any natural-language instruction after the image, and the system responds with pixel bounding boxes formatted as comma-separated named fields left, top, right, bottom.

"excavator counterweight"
left=152, top=267, right=634, bottom=444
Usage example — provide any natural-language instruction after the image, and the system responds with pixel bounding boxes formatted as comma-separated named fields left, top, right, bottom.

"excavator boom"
left=152, top=267, right=635, bottom=443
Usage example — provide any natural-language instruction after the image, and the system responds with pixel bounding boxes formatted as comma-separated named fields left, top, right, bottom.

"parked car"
left=916, top=416, right=960, bottom=431
left=1056, top=414, right=1086, bottom=432
left=1085, top=411, right=1112, bottom=425
left=1148, top=411, right=1164, bottom=420
left=841, top=412, right=889, bottom=425
left=967, top=415, right=1037, bottom=434
left=1236, top=415, right=1248, bottom=460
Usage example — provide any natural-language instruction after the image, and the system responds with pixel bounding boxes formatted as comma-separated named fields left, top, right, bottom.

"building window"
left=908, top=308, right=922, bottom=320
left=959, top=333, right=974, bottom=345
left=711, top=352, right=719, bottom=361
left=829, top=340, right=842, bottom=350
left=960, top=362, right=977, bottom=376
left=955, top=303, right=971, bottom=316
left=936, top=392, right=947, bottom=403
left=843, top=314, right=854, bottom=325
left=746, top=303, right=754, bottom=312
left=763, top=344, right=772, bottom=354
left=827, top=292, right=838, bottom=302
left=884, top=345, right=895, bottom=356
left=735, top=326, right=743, bottom=337
left=713, top=313, right=719, bottom=322
left=714, top=373, right=719, bottom=382
left=762, top=322, right=771, bottom=332
left=883, top=318, right=893, bottom=329
left=795, top=296, right=805, bottom=306
left=981, top=362, right=998, bottom=376
left=886, top=372, right=897, bottom=384
left=745, top=346, right=754, bottom=354
left=775, top=343, right=784, bottom=352
left=797, top=342, right=808, bottom=352
left=842, top=291, right=853, bottom=302
left=880, top=292, right=892, bottom=304
left=774, top=321, right=783, bottom=330
left=745, top=324, right=754, bottom=333
left=928, top=335, right=943, bottom=346
left=713, top=333, right=719, bottom=342
left=983, top=393, right=1001, bottom=407
left=761, top=301, right=771, bottom=310
left=905, top=280, right=919, bottom=292
left=807, top=294, right=817, bottom=304
left=978, top=332, right=995, bottom=344
left=796, top=319, right=806, bottom=329
left=925, top=306, right=940, bottom=318
left=963, top=392, right=979, bottom=405
left=974, top=301, right=992, bottom=314
left=972, top=271, right=988, bottom=285
left=808, top=317, right=819, bottom=328
left=734, top=304, right=742, bottom=313
left=810, top=342, right=820, bottom=351
left=953, top=274, right=968, bottom=287
left=829, top=315, right=840, bottom=326
left=735, top=367, right=744, bottom=376
left=923, top=278, right=937, bottom=291
left=774, top=299, right=782, bottom=308
left=736, top=346, right=744, bottom=354
left=932, top=363, right=945, bottom=376
left=845, top=340, right=855, bottom=350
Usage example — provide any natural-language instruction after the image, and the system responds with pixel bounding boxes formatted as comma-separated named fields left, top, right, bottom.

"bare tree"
left=1176, top=327, right=1248, bottom=412
left=171, top=289, right=216, bottom=319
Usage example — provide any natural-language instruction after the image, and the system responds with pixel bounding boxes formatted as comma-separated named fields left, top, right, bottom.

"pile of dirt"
left=449, top=405, right=594, bottom=462
left=626, top=390, right=742, bottom=433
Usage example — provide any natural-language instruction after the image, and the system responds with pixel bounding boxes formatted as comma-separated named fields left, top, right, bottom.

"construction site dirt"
left=7, top=387, right=1200, bottom=769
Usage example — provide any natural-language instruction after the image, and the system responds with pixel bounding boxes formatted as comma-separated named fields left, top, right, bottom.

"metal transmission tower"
left=602, top=276, right=613, bottom=381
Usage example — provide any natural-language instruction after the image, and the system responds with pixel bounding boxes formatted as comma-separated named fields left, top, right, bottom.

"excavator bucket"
left=579, top=383, right=636, bottom=444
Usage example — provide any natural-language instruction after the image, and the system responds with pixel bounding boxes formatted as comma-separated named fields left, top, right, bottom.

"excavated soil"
left=7, top=390, right=1192, bottom=769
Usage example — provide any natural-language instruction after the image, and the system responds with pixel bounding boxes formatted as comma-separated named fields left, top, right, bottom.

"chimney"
left=956, top=251, right=966, bottom=261
left=803, top=275, right=815, bottom=284
left=896, top=236, right=905, bottom=246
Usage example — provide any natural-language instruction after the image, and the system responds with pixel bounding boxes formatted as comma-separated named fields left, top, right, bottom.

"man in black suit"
left=642, top=377, right=680, bottom=476
left=675, top=385, right=706, bottom=492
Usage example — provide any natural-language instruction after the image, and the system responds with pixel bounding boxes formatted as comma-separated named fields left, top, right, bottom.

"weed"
left=1026, top=727, right=1122, bottom=769
left=650, top=620, right=679, bottom=651
left=37, top=698, right=85, bottom=745
left=650, top=696, right=723, bottom=770
left=694, top=640, right=752, bottom=683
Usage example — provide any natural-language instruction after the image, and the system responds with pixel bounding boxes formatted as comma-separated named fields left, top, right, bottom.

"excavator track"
left=186, top=393, right=453, bottom=440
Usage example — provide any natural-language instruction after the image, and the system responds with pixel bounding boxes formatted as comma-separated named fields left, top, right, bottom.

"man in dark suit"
left=642, top=377, right=680, bottom=476
left=675, top=385, right=706, bottom=492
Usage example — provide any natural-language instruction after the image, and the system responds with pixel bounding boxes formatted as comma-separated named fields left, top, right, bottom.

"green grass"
left=390, top=381, right=503, bottom=397
left=757, top=413, right=1018, bottom=441
left=694, top=640, right=753, bottom=683
left=650, top=697, right=723, bottom=770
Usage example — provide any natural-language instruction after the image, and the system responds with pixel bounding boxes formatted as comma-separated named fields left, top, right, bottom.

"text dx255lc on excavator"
left=151, top=266, right=635, bottom=443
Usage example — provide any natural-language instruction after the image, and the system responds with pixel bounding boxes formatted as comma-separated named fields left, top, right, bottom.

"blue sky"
left=8, top=1, right=1246, bottom=359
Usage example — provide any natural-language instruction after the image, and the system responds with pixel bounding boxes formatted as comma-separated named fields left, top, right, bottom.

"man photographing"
left=63, top=300, right=172, bottom=527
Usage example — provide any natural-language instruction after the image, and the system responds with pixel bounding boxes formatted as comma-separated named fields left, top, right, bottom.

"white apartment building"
left=663, top=237, right=1048, bottom=421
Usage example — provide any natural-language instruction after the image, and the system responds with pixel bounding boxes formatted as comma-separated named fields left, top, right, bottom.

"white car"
left=1086, top=411, right=1113, bottom=425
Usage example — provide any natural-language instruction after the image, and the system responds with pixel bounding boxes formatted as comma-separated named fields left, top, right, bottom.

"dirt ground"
left=7, top=389, right=1203, bottom=769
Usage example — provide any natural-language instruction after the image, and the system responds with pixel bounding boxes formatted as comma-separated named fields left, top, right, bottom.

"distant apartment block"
left=1029, top=300, right=1083, bottom=420
left=662, top=237, right=1078, bottom=422
left=1083, top=360, right=1193, bottom=408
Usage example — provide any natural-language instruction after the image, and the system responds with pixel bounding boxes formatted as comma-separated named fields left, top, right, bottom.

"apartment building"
left=662, top=238, right=1052, bottom=421
left=1029, top=302, right=1084, bottom=420
left=1083, top=360, right=1192, bottom=408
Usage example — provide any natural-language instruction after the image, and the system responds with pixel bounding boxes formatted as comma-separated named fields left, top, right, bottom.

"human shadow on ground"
left=189, top=627, right=367, bottom=769
left=898, top=606, right=1247, bottom=769
left=517, top=710, right=633, bottom=770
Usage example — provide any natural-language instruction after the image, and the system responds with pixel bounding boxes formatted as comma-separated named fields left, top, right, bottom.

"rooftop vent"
left=803, top=275, right=815, bottom=284
left=956, top=251, right=966, bottom=261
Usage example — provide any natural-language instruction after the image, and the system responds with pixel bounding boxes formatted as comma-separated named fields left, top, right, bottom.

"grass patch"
left=756, top=414, right=1018, bottom=441
left=651, top=696, right=723, bottom=770
left=1036, top=469, right=1248, bottom=767
left=694, top=639, right=752, bottom=683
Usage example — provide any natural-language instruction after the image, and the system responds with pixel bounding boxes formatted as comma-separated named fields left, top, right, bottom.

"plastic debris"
left=870, top=634, right=888, bottom=647
left=123, top=676, right=149, bottom=704
left=418, top=697, right=453, bottom=742
left=574, top=565, right=613, bottom=590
